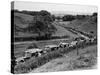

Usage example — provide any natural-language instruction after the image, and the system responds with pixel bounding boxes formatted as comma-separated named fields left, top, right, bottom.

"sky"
left=12, top=1, right=98, bottom=15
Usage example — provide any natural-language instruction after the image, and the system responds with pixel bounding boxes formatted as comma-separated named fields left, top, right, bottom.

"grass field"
left=31, top=45, right=97, bottom=73
left=52, top=22, right=78, bottom=38
left=58, top=17, right=97, bottom=36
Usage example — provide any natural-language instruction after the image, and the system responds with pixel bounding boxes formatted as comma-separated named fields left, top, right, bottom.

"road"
left=57, top=23, right=90, bottom=39
left=30, top=23, right=97, bottom=73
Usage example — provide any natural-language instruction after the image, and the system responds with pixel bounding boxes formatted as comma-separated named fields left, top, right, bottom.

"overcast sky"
left=13, top=1, right=97, bottom=15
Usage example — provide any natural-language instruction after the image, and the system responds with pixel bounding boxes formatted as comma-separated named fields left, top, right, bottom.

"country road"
left=14, top=22, right=75, bottom=45
left=30, top=23, right=97, bottom=73
left=12, top=4, right=97, bottom=74
left=57, top=22, right=90, bottom=39
left=14, top=22, right=97, bottom=73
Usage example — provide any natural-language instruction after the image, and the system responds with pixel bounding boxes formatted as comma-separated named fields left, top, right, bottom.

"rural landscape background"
left=11, top=1, right=97, bottom=74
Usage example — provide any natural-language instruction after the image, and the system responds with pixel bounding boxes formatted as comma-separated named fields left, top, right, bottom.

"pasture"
left=58, top=19, right=97, bottom=36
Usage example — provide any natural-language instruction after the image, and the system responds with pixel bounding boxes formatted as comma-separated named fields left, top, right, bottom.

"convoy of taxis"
left=15, top=36, right=97, bottom=64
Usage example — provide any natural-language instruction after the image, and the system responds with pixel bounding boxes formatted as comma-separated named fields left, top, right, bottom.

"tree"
left=92, top=12, right=97, bottom=23
left=62, top=15, right=75, bottom=21
left=76, top=15, right=86, bottom=20
left=26, top=10, right=56, bottom=39
left=27, top=43, right=38, bottom=49
left=44, top=15, right=53, bottom=22
left=39, top=10, right=51, bottom=16
left=92, top=12, right=97, bottom=16
left=52, top=15, right=56, bottom=21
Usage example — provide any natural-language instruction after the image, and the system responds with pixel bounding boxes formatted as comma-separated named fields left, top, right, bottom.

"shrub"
left=14, top=50, right=63, bottom=73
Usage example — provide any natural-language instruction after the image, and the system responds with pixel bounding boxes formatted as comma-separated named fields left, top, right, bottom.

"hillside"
left=59, top=16, right=97, bottom=36
left=13, top=12, right=79, bottom=39
left=14, top=12, right=56, bottom=38
left=14, top=12, right=33, bottom=28
left=52, top=22, right=78, bottom=38
left=13, top=11, right=97, bottom=40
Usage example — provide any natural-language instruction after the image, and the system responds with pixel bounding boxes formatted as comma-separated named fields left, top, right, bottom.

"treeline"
left=56, top=12, right=97, bottom=22
left=13, top=9, right=50, bottom=16
left=12, top=9, right=55, bottom=22
left=13, top=9, right=97, bottom=22
left=12, top=9, right=97, bottom=22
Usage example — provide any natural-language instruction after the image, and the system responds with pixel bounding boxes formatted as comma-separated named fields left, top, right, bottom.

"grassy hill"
left=14, top=12, right=36, bottom=37
left=13, top=11, right=97, bottom=40
left=59, top=16, right=97, bottom=36
left=14, top=12, right=33, bottom=28
left=13, top=12, right=79, bottom=40
left=14, top=12, right=56, bottom=38
left=52, top=22, right=78, bottom=38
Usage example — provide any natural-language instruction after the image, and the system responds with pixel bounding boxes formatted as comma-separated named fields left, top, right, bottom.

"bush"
left=14, top=64, right=31, bottom=73
left=62, top=15, right=75, bottom=21
left=14, top=50, right=63, bottom=73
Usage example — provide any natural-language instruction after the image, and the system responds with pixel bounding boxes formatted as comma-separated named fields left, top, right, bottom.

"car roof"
left=59, top=42, right=69, bottom=45
left=25, top=48, right=42, bottom=53
left=45, top=45, right=58, bottom=48
left=16, top=56, right=25, bottom=61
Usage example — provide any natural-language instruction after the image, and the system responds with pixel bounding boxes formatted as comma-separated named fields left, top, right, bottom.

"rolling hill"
left=14, top=12, right=33, bottom=28
left=13, top=11, right=97, bottom=40
left=52, top=22, right=78, bottom=38
left=14, top=12, right=56, bottom=38
left=13, top=12, right=79, bottom=39
left=59, top=16, right=97, bottom=36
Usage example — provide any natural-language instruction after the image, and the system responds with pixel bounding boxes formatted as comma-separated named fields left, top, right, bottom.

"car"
left=69, top=41, right=78, bottom=47
left=44, top=45, right=59, bottom=51
left=25, top=48, right=43, bottom=57
left=16, top=56, right=26, bottom=64
left=58, top=42, right=69, bottom=48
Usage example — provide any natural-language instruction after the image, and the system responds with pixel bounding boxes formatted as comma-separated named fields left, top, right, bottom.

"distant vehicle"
left=74, top=37, right=85, bottom=41
left=44, top=45, right=59, bottom=51
left=93, top=36, right=97, bottom=42
left=25, top=48, right=43, bottom=57
left=69, top=41, right=78, bottom=47
left=16, top=56, right=26, bottom=64
left=58, top=42, right=69, bottom=48
left=16, top=56, right=31, bottom=64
